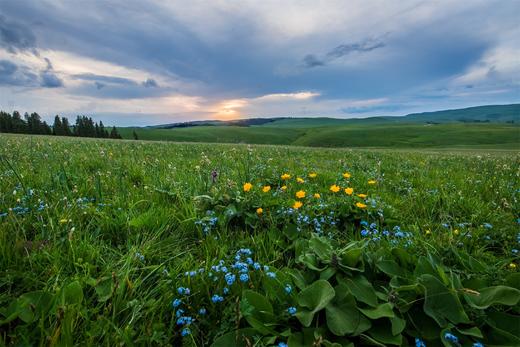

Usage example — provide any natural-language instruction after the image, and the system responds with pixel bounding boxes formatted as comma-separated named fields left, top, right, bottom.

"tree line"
left=0, top=111, right=122, bottom=139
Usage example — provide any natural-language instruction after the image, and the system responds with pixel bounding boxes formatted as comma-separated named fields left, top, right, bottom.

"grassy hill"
left=119, top=104, right=520, bottom=148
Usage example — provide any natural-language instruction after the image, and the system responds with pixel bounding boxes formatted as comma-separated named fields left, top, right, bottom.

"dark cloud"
left=303, top=38, right=386, bottom=68
left=0, top=15, right=37, bottom=54
left=0, top=59, right=38, bottom=86
left=142, top=78, right=158, bottom=87
left=302, top=55, right=325, bottom=68
left=40, top=71, right=63, bottom=87
left=73, top=73, right=137, bottom=85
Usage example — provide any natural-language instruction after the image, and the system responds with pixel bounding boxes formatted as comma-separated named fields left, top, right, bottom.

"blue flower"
left=198, top=307, right=207, bottom=315
left=361, top=229, right=369, bottom=237
left=177, top=287, right=190, bottom=295
left=175, top=309, right=184, bottom=318
left=176, top=316, right=193, bottom=326
left=266, top=272, right=276, bottom=278
left=225, top=273, right=236, bottom=285
left=253, top=262, right=261, bottom=270
left=172, top=299, right=182, bottom=308
left=287, top=307, right=297, bottom=315
left=284, top=284, right=292, bottom=294
left=483, top=223, right=493, bottom=229
left=181, top=328, right=191, bottom=336
left=211, top=294, right=224, bottom=303
left=444, top=332, right=458, bottom=343
left=239, top=273, right=249, bottom=282
left=415, top=338, right=426, bottom=347
left=223, top=287, right=230, bottom=295
left=278, top=343, right=288, bottom=347
left=473, top=342, right=484, bottom=347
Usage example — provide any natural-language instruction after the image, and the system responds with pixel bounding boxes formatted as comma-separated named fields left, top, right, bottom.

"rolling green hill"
left=119, top=104, right=519, bottom=148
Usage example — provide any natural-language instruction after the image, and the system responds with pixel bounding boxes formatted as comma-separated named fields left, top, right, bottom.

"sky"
left=0, top=0, right=519, bottom=126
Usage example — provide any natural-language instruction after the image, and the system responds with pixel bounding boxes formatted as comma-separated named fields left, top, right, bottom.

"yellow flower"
left=344, top=187, right=353, bottom=195
left=281, top=173, right=291, bottom=180
left=330, top=184, right=340, bottom=193
left=454, top=229, right=459, bottom=235
left=356, top=202, right=367, bottom=209
left=243, top=182, right=253, bottom=192
left=256, top=207, right=263, bottom=215
left=295, top=190, right=306, bottom=199
left=313, top=193, right=321, bottom=199
left=262, top=185, right=271, bottom=193
left=308, top=172, right=317, bottom=178
left=509, top=263, right=517, bottom=269
left=368, top=180, right=377, bottom=185
left=293, top=201, right=303, bottom=209
left=59, top=218, right=68, bottom=224
left=281, top=185, right=287, bottom=191
left=296, top=177, right=305, bottom=184
left=343, top=172, right=351, bottom=179
left=425, top=229, right=431, bottom=235
left=357, top=193, right=367, bottom=199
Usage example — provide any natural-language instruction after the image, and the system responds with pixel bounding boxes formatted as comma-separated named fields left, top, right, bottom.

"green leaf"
left=485, top=311, right=520, bottom=345
left=94, top=277, right=113, bottom=302
left=376, top=260, right=404, bottom=278
left=342, top=275, right=378, bottom=307
left=390, top=316, right=406, bottom=336
left=296, top=280, right=335, bottom=327
left=338, top=247, right=364, bottom=271
left=367, top=318, right=403, bottom=345
left=283, top=223, right=299, bottom=241
left=420, top=274, right=469, bottom=327
left=325, top=289, right=361, bottom=336
left=505, top=272, right=520, bottom=290
left=211, top=328, right=258, bottom=347
left=241, top=290, right=276, bottom=332
left=456, top=326, right=483, bottom=339
left=309, top=236, right=333, bottom=262
left=61, top=281, right=84, bottom=305
left=297, top=280, right=335, bottom=312
left=359, top=303, right=395, bottom=319
left=464, top=285, right=520, bottom=309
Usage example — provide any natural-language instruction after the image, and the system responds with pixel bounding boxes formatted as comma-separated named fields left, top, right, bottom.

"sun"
left=214, top=99, right=247, bottom=120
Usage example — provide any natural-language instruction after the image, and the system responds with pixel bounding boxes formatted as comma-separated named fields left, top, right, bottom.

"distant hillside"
left=150, top=104, right=519, bottom=129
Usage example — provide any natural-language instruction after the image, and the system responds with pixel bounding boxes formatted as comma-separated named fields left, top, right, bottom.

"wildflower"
left=509, top=263, right=517, bottom=269
left=293, top=201, right=303, bottom=209
left=211, top=295, right=224, bottom=303
left=444, top=332, right=458, bottom=344
left=483, top=223, right=493, bottom=229
left=266, top=272, right=276, bottom=278
left=256, top=207, right=263, bottom=215
left=454, top=229, right=459, bottom=235
left=198, top=308, right=207, bottom=315
left=343, top=172, right=351, bottom=179
left=425, top=229, right=431, bottom=235
left=281, top=173, right=291, bottom=180
left=415, top=338, right=426, bottom=347
left=253, top=262, right=261, bottom=270
left=262, top=185, right=271, bottom=193
left=181, top=328, right=191, bottom=336
left=473, top=342, right=484, bottom=347
left=225, top=273, right=236, bottom=285
left=368, top=180, right=377, bottom=185
left=295, top=190, right=306, bottom=199
left=313, top=193, right=320, bottom=199
left=239, top=273, right=249, bottom=282
left=330, top=184, right=340, bottom=193
left=172, top=299, right=182, bottom=308
left=223, top=287, right=230, bottom=295
left=357, top=193, right=367, bottom=199
left=278, top=343, right=288, bottom=347
left=243, top=182, right=253, bottom=192
left=284, top=284, right=292, bottom=294
left=296, top=177, right=305, bottom=184
left=177, top=287, right=191, bottom=295
left=287, top=307, right=297, bottom=315
left=281, top=185, right=287, bottom=191
left=308, top=172, right=317, bottom=178
left=59, top=218, right=68, bottom=224
left=356, top=202, right=367, bottom=209
left=344, top=187, right=353, bottom=195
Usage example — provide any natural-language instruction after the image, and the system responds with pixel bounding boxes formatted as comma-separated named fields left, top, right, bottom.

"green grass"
left=0, top=134, right=519, bottom=346
left=120, top=123, right=520, bottom=149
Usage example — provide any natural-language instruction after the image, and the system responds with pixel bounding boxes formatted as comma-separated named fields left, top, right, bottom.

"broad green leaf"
left=420, top=274, right=469, bottom=327
left=390, top=316, right=406, bottom=336
left=62, top=281, right=84, bottom=305
left=367, top=318, right=403, bottom=345
left=505, top=272, right=520, bottom=290
left=211, top=328, right=258, bottom=347
left=325, top=291, right=360, bottom=336
left=95, top=277, right=113, bottom=302
left=309, top=236, right=333, bottom=261
left=456, top=326, right=483, bottom=339
left=297, top=280, right=335, bottom=312
left=343, top=275, right=378, bottom=307
left=464, top=285, right=520, bottom=309
left=359, top=303, right=395, bottom=319
left=338, top=247, right=363, bottom=270
left=376, top=260, right=404, bottom=278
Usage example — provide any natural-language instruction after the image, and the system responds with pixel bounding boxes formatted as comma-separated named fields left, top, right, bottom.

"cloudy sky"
left=0, top=0, right=518, bottom=125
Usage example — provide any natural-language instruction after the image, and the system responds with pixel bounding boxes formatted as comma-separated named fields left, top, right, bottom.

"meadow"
left=0, top=134, right=519, bottom=346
